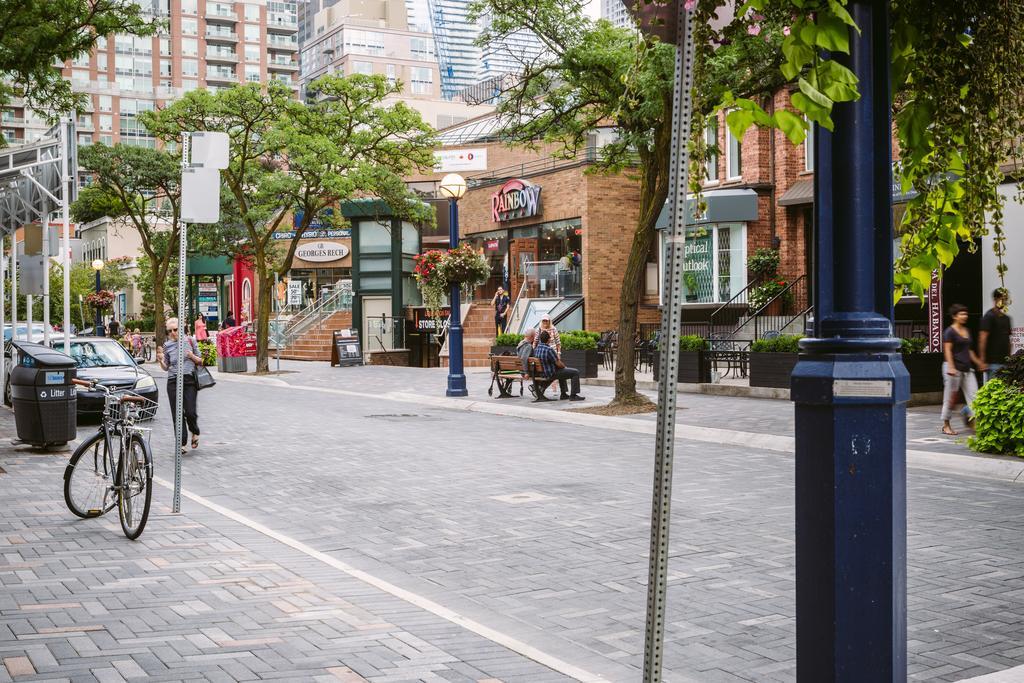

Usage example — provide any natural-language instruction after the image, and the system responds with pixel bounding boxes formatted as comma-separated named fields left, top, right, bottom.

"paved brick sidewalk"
left=0, top=411, right=572, bottom=683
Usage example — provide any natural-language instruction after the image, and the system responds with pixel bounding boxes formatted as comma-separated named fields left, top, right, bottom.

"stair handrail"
left=749, top=274, right=808, bottom=341
left=708, top=272, right=764, bottom=337
left=278, top=285, right=351, bottom=347
left=507, top=277, right=529, bottom=334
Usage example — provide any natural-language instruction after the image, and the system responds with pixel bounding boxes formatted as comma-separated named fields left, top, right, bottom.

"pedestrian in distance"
left=131, top=328, right=143, bottom=357
left=979, top=288, right=1013, bottom=384
left=156, top=317, right=204, bottom=453
left=107, top=318, right=120, bottom=338
left=194, top=314, right=208, bottom=342
left=533, top=313, right=561, bottom=356
left=492, top=286, right=510, bottom=335
left=534, top=330, right=585, bottom=402
left=223, top=310, right=237, bottom=328
left=941, top=303, right=986, bottom=436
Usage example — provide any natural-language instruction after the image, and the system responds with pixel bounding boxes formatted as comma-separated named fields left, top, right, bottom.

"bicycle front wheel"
left=65, top=432, right=114, bottom=518
left=117, top=434, right=153, bottom=540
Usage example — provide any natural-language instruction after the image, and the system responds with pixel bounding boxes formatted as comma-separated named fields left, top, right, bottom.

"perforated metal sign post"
left=643, top=4, right=697, bottom=681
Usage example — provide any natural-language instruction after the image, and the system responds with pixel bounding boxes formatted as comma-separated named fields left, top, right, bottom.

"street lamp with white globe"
left=91, top=258, right=104, bottom=336
left=438, top=173, right=468, bottom=397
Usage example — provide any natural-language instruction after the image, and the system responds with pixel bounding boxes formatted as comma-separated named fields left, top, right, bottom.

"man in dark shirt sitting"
left=534, top=330, right=585, bottom=402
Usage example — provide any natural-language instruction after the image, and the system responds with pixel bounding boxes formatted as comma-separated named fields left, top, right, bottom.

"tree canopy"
left=0, top=0, right=154, bottom=134
left=141, top=77, right=437, bottom=372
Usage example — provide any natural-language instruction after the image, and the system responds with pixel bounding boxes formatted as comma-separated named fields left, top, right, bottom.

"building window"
left=410, top=37, right=433, bottom=60
left=182, top=59, right=199, bottom=77
left=705, top=118, right=718, bottom=184
left=159, top=59, right=172, bottom=77
left=98, top=95, right=112, bottom=112
left=181, top=18, right=198, bottom=35
left=78, top=133, right=93, bottom=145
left=182, top=38, right=198, bottom=56
left=345, top=29, right=384, bottom=56
left=73, top=52, right=91, bottom=67
left=804, top=118, right=814, bottom=172
left=385, top=63, right=396, bottom=83
left=352, top=61, right=372, bottom=75
left=245, top=45, right=260, bottom=62
left=410, top=66, right=432, bottom=94
left=181, top=0, right=197, bottom=13
left=245, top=65, right=261, bottom=82
left=160, top=37, right=171, bottom=56
left=182, top=79, right=199, bottom=92
left=726, top=120, right=742, bottom=179
left=244, top=3, right=260, bottom=20
left=682, top=223, right=746, bottom=303
left=244, top=24, right=260, bottom=41
left=99, top=115, right=113, bottom=132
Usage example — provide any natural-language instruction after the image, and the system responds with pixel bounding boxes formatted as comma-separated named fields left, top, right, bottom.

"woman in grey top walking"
left=156, top=317, right=204, bottom=452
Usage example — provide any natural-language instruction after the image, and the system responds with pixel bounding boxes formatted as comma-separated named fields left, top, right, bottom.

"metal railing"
left=749, top=274, right=810, bottom=341
left=272, top=284, right=353, bottom=348
left=708, top=273, right=764, bottom=337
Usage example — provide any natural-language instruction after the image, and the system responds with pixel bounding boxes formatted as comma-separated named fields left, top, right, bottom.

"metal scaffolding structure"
left=0, top=116, right=77, bottom=396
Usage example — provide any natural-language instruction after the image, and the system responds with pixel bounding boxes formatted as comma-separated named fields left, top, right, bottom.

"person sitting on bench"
left=517, top=328, right=537, bottom=377
left=534, top=330, right=585, bottom=402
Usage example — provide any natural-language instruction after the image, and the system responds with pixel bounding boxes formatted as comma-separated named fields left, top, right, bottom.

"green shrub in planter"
left=678, top=335, right=708, bottom=351
left=968, top=379, right=1024, bottom=456
left=198, top=339, right=218, bottom=367
left=750, top=335, right=803, bottom=353
left=495, top=333, right=524, bottom=346
left=561, top=334, right=596, bottom=351
left=899, top=337, right=927, bottom=355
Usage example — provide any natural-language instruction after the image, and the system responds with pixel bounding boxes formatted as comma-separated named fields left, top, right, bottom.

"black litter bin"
left=10, top=342, right=77, bottom=446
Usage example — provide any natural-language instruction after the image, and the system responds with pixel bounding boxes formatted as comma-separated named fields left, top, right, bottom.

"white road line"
left=151, top=476, right=608, bottom=683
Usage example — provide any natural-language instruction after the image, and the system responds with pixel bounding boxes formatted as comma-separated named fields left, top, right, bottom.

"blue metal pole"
left=792, top=1, right=908, bottom=681
left=446, top=197, right=468, bottom=397
left=94, top=269, right=103, bottom=336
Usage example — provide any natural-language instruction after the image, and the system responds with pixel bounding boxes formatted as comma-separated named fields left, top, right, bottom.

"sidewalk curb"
left=211, top=372, right=1024, bottom=485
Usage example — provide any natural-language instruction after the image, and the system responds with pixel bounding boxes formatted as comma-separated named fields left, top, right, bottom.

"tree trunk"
left=152, top=272, right=167, bottom=347
left=254, top=271, right=273, bottom=374
left=612, top=159, right=670, bottom=404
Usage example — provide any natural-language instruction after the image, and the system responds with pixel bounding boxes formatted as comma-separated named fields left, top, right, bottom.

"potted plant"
left=414, top=246, right=491, bottom=332
left=898, top=337, right=943, bottom=393
left=749, top=334, right=802, bottom=388
left=492, top=333, right=524, bottom=357
left=969, top=352, right=1024, bottom=456
left=748, top=278, right=792, bottom=315
left=560, top=330, right=600, bottom=378
left=747, top=248, right=781, bottom=280
left=652, top=334, right=710, bottom=384
left=684, top=272, right=700, bottom=302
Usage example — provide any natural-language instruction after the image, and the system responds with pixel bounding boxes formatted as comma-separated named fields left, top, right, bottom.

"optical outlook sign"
left=295, top=241, right=350, bottom=262
left=492, top=179, right=541, bottom=222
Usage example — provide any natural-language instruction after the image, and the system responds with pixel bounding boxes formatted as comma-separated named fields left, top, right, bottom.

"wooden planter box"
left=749, top=352, right=799, bottom=388
left=561, top=349, right=599, bottom=378
left=901, top=352, right=944, bottom=393
left=652, top=351, right=711, bottom=384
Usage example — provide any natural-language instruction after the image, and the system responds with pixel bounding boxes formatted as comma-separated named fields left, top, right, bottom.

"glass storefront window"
left=682, top=223, right=746, bottom=303
left=359, top=220, right=390, bottom=254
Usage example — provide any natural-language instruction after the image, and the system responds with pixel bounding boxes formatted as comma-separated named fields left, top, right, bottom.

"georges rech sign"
left=295, top=241, right=350, bottom=263
left=492, top=179, right=541, bottom=222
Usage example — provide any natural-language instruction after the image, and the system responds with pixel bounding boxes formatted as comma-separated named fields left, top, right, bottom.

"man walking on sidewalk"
left=980, top=288, right=1013, bottom=383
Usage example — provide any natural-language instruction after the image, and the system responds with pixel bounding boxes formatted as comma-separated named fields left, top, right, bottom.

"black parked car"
left=5, top=337, right=159, bottom=420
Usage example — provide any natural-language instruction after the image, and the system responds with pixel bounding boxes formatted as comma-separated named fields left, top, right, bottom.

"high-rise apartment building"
left=299, top=0, right=493, bottom=128
left=600, top=0, right=632, bottom=29
left=1, top=0, right=300, bottom=149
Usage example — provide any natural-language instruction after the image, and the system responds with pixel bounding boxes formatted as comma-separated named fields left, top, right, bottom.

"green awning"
left=655, top=188, right=760, bottom=229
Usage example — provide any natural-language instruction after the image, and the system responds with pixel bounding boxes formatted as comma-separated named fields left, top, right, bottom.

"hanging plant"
left=437, top=245, right=491, bottom=289
left=413, top=246, right=491, bottom=325
left=84, top=290, right=115, bottom=310
left=413, top=250, right=448, bottom=319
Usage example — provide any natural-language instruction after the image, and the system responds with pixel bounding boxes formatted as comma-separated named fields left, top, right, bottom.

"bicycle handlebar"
left=71, top=378, right=95, bottom=388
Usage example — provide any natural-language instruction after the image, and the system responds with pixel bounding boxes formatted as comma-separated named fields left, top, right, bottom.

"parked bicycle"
left=64, top=378, right=155, bottom=540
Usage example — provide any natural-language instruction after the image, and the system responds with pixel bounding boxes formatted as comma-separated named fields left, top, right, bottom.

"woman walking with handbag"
left=156, top=317, right=204, bottom=453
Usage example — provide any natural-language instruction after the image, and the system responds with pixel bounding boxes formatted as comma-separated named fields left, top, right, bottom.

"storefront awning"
left=778, top=179, right=814, bottom=206
left=656, top=188, right=759, bottom=229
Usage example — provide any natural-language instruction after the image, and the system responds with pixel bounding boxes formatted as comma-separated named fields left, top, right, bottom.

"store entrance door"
left=362, top=296, right=394, bottom=353
left=510, top=238, right=537, bottom=298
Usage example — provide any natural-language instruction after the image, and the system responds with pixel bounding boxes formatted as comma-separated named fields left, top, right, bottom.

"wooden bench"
left=488, top=355, right=555, bottom=400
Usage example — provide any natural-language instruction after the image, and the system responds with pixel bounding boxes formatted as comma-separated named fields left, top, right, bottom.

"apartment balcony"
left=206, top=70, right=239, bottom=85
left=268, top=37, right=298, bottom=52
left=76, top=119, right=95, bottom=131
left=205, top=31, right=239, bottom=44
left=205, top=11, right=238, bottom=23
left=206, top=51, right=239, bottom=64
left=1, top=117, right=27, bottom=127
left=268, top=60, right=299, bottom=72
left=267, top=20, right=298, bottom=34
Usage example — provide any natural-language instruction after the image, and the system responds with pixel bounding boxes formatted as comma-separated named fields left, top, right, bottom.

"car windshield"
left=53, top=340, right=135, bottom=368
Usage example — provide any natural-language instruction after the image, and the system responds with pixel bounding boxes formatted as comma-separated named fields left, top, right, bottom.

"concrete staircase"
left=441, top=302, right=495, bottom=368
left=276, top=310, right=354, bottom=361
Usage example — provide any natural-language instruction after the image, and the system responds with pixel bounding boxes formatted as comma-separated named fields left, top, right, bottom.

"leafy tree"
left=471, top=0, right=785, bottom=405
left=72, top=144, right=187, bottom=346
left=135, top=252, right=179, bottom=321
left=715, top=0, right=1024, bottom=298
left=142, top=77, right=436, bottom=373
left=0, top=0, right=154, bottom=138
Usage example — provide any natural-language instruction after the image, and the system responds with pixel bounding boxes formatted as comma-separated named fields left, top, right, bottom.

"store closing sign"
left=295, top=241, right=350, bottom=263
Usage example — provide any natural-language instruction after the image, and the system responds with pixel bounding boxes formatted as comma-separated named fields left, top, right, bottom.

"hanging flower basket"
left=413, top=246, right=490, bottom=321
left=85, top=290, right=116, bottom=311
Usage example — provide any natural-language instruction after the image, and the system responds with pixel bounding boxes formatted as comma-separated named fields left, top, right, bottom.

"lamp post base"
left=446, top=374, right=468, bottom=397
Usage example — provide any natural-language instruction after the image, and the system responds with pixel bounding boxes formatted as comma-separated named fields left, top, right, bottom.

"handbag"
left=189, top=336, right=216, bottom=390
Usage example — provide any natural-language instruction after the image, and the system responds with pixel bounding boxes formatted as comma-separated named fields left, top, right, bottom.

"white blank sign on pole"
left=181, top=167, right=221, bottom=223
left=190, top=132, right=229, bottom=170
